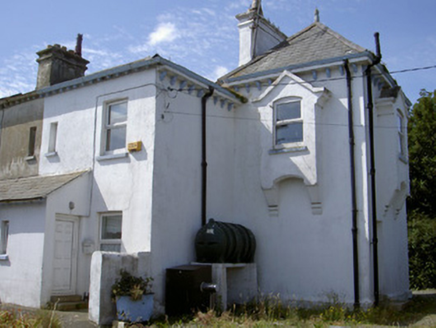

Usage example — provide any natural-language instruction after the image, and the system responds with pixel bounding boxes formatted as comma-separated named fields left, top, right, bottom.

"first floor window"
left=397, top=111, right=405, bottom=156
left=28, top=126, right=37, bottom=157
left=1, top=221, right=9, bottom=255
left=48, top=122, right=58, bottom=154
left=100, top=213, right=122, bottom=252
left=104, top=100, right=127, bottom=154
left=274, top=100, right=303, bottom=146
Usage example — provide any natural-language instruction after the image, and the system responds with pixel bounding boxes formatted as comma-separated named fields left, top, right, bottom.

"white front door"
left=52, top=215, right=78, bottom=295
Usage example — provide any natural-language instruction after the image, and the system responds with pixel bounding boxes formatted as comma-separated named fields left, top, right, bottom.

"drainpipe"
left=344, top=59, right=360, bottom=309
left=365, top=32, right=382, bottom=306
left=201, top=86, right=215, bottom=226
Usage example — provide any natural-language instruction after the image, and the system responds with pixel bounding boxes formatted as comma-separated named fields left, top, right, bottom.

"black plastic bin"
left=165, top=264, right=212, bottom=317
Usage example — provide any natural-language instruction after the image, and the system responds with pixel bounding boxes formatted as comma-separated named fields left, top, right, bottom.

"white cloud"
left=207, top=65, right=229, bottom=81
left=148, top=22, right=179, bottom=46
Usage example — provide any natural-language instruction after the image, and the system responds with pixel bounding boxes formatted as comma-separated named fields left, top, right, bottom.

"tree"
left=407, top=89, right=436, bottom=218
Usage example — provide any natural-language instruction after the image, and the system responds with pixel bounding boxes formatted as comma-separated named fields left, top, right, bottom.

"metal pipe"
left=365, top=32, right=381, bottom=307
left=344, top=59, right=360, bottom=309
left=201, top=86, right=215, bottom=226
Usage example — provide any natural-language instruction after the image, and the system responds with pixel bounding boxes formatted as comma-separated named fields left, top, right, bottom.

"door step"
left=50, top=295, right=88, bottom=311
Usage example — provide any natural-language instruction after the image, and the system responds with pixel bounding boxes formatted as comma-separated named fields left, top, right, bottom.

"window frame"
left=46, top=121, right=58, bottom=156
left=99, top=212, right=122, bottom=252
left=0, top=221, right=9, bottom=259
left=397, top=110, right=405, bottom=157
left=273, top=98, right=304, bottom=149
left=102, top=100, right=128, bottom=156
left=26, top=126, right=37, bottom=160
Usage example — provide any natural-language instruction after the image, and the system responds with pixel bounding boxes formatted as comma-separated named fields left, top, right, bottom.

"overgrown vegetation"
left=408, top=213, right=436, bottom=289
left=0, top=308, right=61, bottom=328
left=121, top=294, right=436, bottom=327
left=407, top=89, right=436, bottom=289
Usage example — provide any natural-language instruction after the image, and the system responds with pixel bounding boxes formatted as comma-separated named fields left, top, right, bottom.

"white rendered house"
left=0, top=1, right=409, bottom=324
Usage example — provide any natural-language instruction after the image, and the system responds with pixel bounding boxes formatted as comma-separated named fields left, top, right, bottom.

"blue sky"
left=1, top=0, right=435, bottom=104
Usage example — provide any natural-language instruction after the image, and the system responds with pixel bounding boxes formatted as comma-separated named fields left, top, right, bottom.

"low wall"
left=88, top=251, right=151, bottom=326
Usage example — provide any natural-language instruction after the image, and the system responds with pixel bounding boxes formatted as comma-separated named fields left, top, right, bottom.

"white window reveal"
left=274, top=100, right=303, bottom=147
left=397, top=111, right=405, bottom=156
left=46, top=122, right=58, bottom=156
left=25, top=126, right=37, bottom=161
left=100, top=213, right=122, bottom=252
left=104, top=100, right=127, bottom=154
left=0, top=221, right=9, bottom=260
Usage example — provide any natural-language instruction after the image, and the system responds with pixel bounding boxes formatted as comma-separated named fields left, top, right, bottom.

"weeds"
left=0, top=308, right=61, bottom=328
left=143, top=293, right=436, bottom=327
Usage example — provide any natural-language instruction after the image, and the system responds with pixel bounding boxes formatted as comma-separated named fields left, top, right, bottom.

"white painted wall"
left=39, top=70, right=158, bottom=303
left=374, top=93, right=410, bottom=300
left=40, top=172, right=91, bottom=304
left=32, top=57, right=409, bottom=315
left=0, top=202, right=46, bottom=307
left=150, top=77, right=236, bottom=311
left=227, top=64, right=409, bottom=306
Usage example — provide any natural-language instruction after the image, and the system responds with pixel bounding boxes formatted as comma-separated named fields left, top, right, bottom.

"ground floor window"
left=100, top=213, right=122, bottom=252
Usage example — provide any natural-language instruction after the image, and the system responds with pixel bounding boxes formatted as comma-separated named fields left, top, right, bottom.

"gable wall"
left=230, top=65, right=379, bottom=304
left=0, top=99, right=43, bottom=179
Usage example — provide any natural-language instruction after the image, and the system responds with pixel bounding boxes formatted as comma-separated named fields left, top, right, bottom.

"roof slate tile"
left=222, top=22, right=368, bottom=81
left=0, top=171, right=88, bottom=202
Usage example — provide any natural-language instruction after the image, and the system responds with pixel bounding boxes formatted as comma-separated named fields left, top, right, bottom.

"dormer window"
left=274, top=99, right=303, bottom=147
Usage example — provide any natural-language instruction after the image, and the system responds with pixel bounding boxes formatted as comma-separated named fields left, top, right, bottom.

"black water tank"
left=195, top=219, right=256, bottom=263
left=165, top=265, right=212, bottom=317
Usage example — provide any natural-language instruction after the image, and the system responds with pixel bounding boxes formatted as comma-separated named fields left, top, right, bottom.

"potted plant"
left=111, top=269, right=154, bottom=322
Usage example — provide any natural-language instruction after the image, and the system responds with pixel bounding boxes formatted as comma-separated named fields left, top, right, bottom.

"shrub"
left=111, top=269, right=153, bottom=301
left=408, top=214, right=436, bottom=289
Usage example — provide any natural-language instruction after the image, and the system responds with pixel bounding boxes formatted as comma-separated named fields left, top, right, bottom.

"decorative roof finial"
left=250, top=0, right=263, bottom=15
left=251, top=0, right=260, bottom=9
left=314, top=8, right=320, bottom=23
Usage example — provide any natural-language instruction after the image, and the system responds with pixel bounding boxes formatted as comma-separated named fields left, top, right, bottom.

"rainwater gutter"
left=365, top=32, right=382, bottom=307
left=344, top=59, right=360, bottom=309
left=201, top=86, right=215, bottom=226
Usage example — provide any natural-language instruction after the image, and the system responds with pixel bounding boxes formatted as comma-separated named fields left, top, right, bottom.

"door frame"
left=52, top=214, right=79, bottom=296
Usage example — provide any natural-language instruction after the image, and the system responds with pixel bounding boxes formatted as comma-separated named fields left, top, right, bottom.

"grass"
left=0, top=308, right=61, bottom=328
left=129, top=294, right=436, bottom=327
left=2, top=294, right=435, bottom=327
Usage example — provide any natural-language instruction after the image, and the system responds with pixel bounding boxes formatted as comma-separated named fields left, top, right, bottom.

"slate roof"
left=221, top=22, right=370, bottom=82
left=0, top=171, right=88, bottom=203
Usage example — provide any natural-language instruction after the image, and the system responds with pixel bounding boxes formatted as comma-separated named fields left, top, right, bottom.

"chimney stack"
left=236, top=0, right=286, bottom=66
left=36, top=34, right=89, bottom=89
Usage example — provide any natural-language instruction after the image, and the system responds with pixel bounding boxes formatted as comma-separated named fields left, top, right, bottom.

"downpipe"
left=344, top=59, right=360, bottom=309
left=365, top=32, right=382, bottom=307
left=201, top=86, right=215, bottom=226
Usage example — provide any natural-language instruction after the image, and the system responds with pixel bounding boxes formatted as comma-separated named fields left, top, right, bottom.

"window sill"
left=25, top=155, right=36, bottom=161
left=97, top=152, right=128, bottom=161
left=0, top=254, right=9, bottom=261
left=45, top=151, right=58, bottom=158
left=269, top=146, right=308, bottom=155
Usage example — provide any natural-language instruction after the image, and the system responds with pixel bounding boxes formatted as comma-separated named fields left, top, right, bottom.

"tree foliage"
left=407, top=89, right=436, bottom=289
left=408, top=214, right=436, bottom=289
left=407, top=89, right=436, bottom=217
